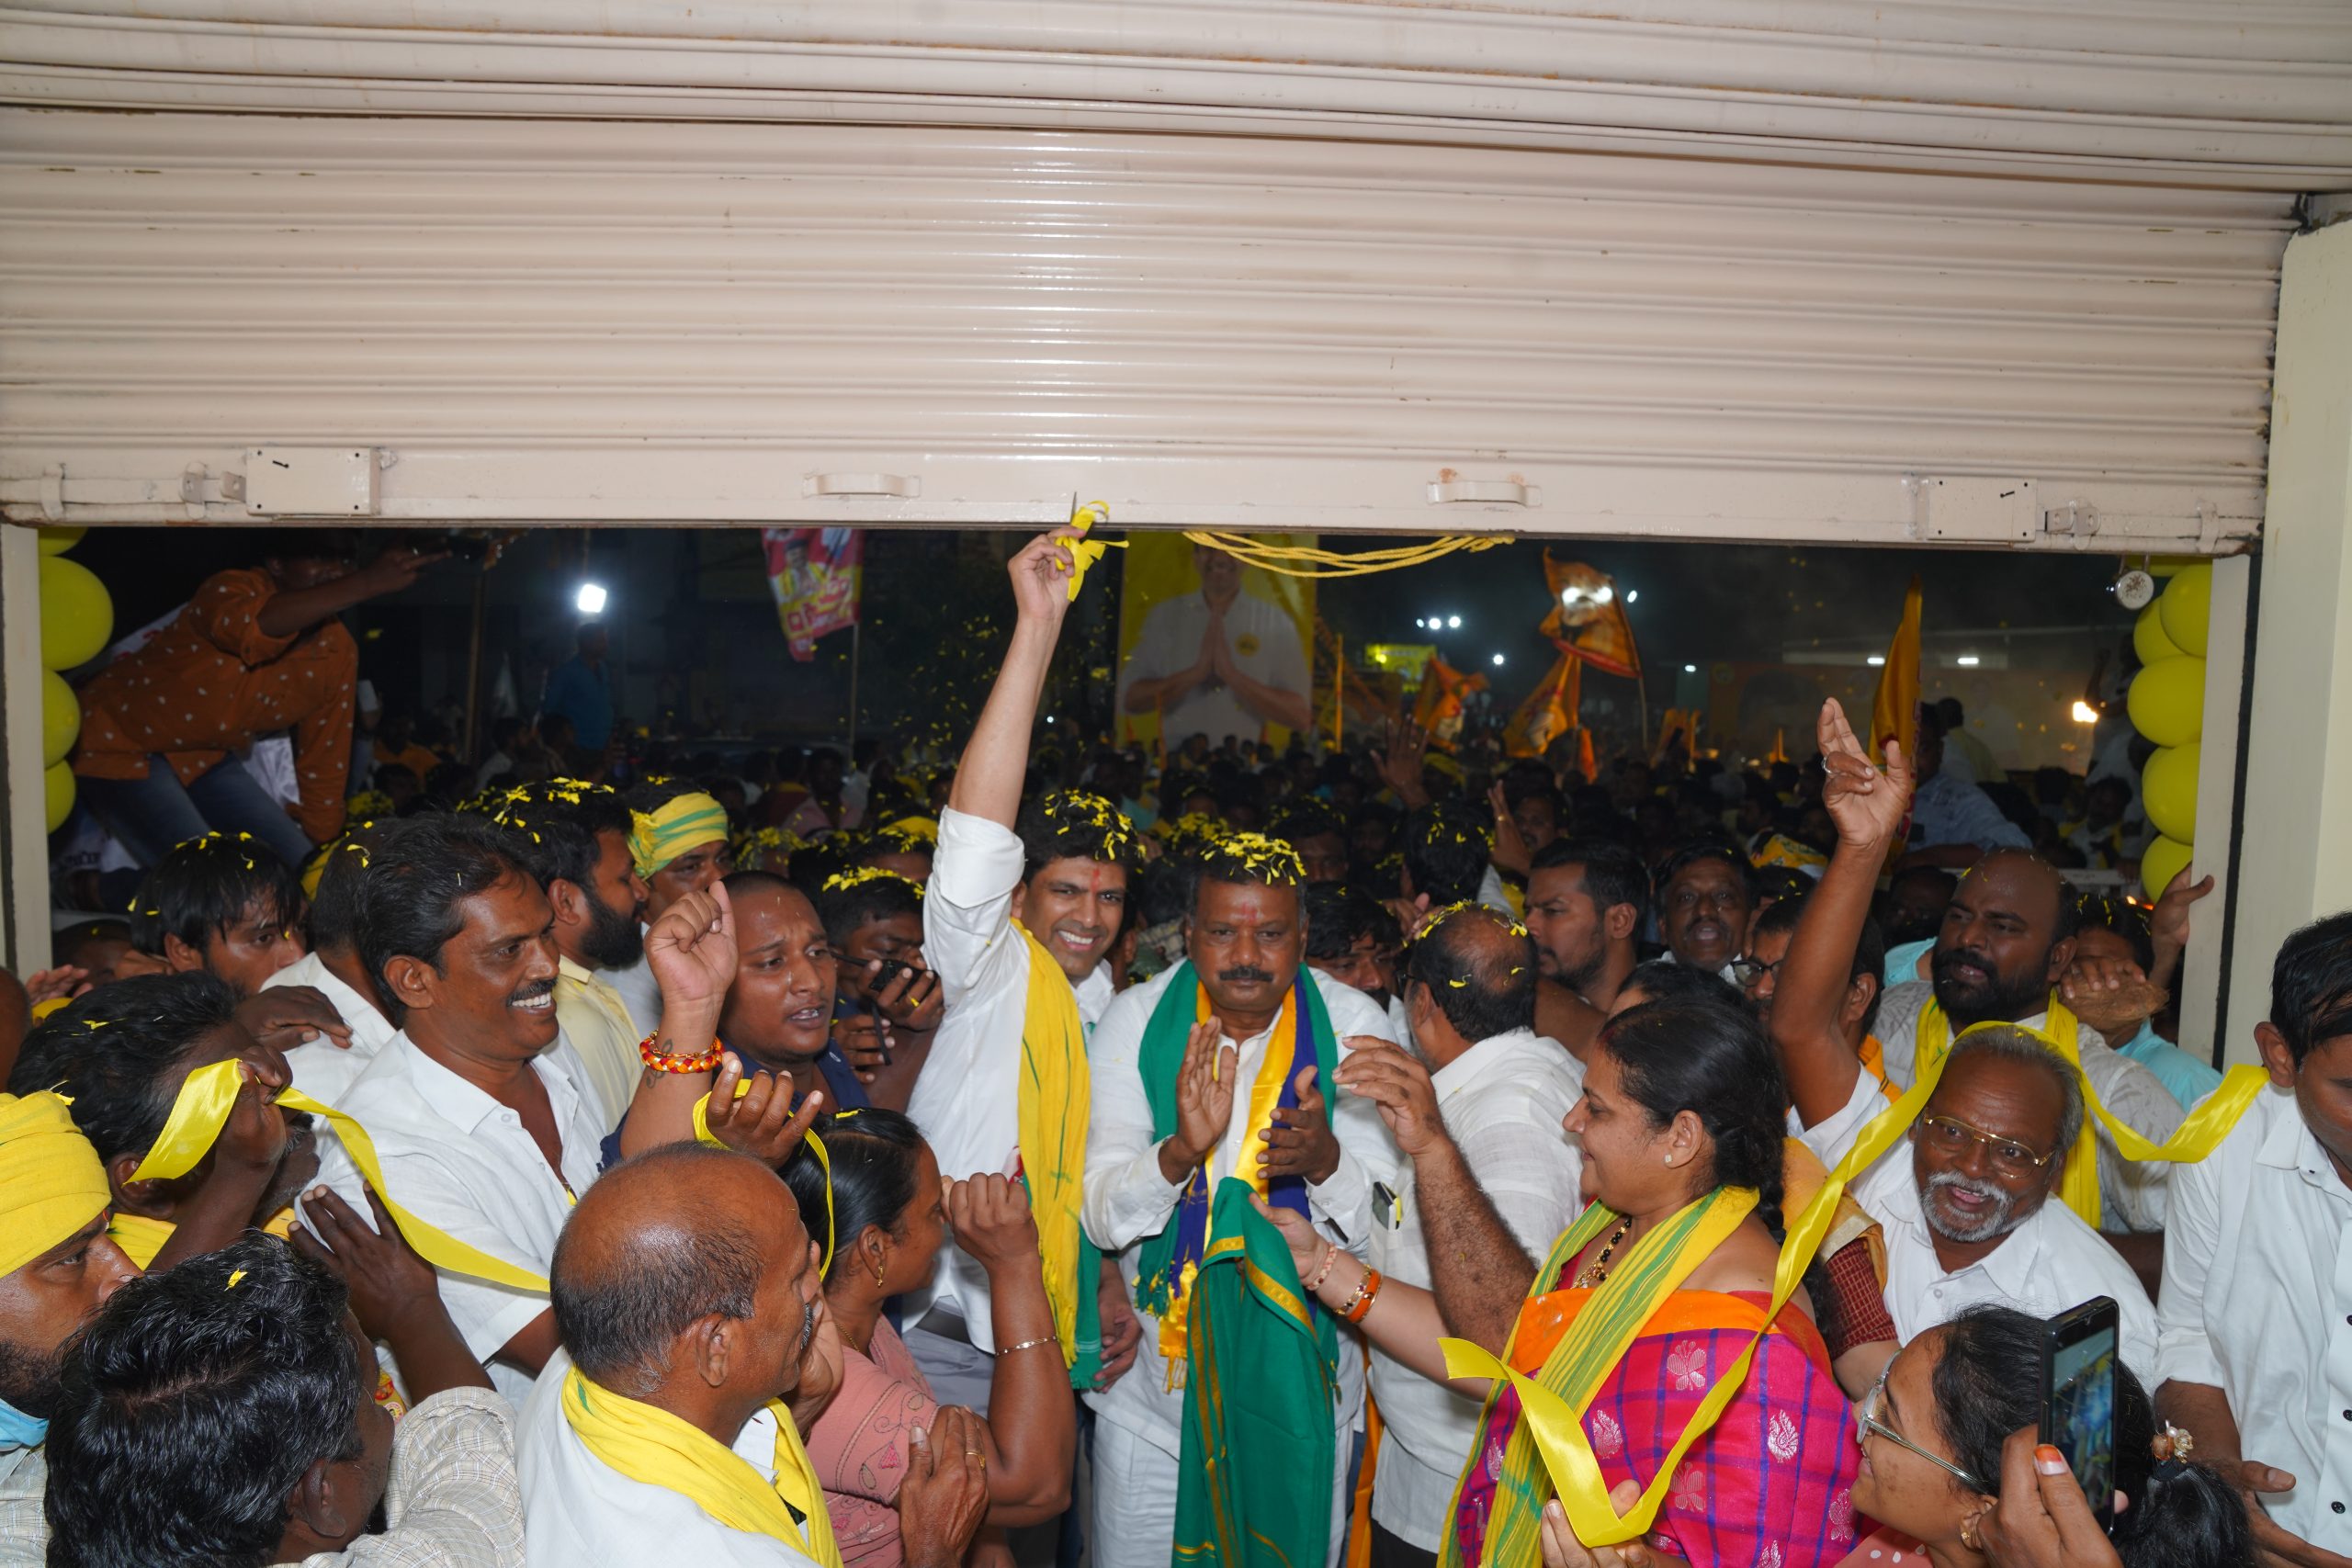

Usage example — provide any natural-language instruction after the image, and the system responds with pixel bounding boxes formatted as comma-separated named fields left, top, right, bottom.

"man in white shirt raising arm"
left=904, top=528, right=1141, bottom=1412
left=2157, top=911, right=2352, bottom=1568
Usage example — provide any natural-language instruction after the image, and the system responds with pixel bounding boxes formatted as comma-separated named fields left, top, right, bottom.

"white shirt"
left=903, top=807, right=1115, bottom=1348
left=311, top=1032, right=606, bottom=1408
left=605, top=935, right=662, bottom=1040
left=1081, top=964, right=1402, bottom=1455
left=1830, top=983, right=2184, bottom=1232
left=1852, top=1149, right=2159, bottom=1378
left=1369, top=1028, right=1585, bottom=1550
left=517, top=1350, right=820, bottom=1568
left=1117, top=589, right=1308, bottom=748
left=265, top=951, right=398, bottom=1106
left=2156, top=1087, right=2352, bottom=1551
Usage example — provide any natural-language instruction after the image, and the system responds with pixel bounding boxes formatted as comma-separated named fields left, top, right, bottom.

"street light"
left=1491, top=652, right=1505, bottom=666
left=1624, top=589, right=1638, bottom=604
left=1956, top=654, right=1982, bottom=667
left=575, top=582, right=608, bottom=615
left=1448, top=615, right=1463, bottom=629
left=1866, top=655, right=1886, bottom=667
left=2071, top=700, right=2099, bottom=725
left=1683, top=663, right=1698, bottom=674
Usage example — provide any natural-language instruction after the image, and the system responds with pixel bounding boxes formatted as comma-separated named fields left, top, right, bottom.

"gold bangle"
left=1335, top=1262, right=1375, bottom=1321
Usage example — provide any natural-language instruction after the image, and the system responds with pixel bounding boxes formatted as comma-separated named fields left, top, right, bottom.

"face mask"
left=0, top=1396, right=48, bottom=1452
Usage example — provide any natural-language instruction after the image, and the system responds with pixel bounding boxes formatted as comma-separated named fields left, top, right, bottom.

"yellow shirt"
left=555, top=957, right=641, bottom=1133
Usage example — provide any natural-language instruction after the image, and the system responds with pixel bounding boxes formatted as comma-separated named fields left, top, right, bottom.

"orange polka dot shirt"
left=73, top=568, right=356, bottom=845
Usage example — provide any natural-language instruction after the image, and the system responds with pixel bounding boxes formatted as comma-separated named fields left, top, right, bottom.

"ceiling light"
left=575, top=582, right=608, bottom=615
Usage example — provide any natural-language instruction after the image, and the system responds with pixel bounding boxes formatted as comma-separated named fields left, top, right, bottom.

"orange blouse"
left=74, top=569, right=356, bottom=845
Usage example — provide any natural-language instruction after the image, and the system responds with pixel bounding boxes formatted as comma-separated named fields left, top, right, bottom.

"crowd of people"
left=0, top=525, right=2343, bottom=1568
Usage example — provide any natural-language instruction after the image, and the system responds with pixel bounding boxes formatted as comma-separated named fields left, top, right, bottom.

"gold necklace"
left=1572, top=1216, right=1634, bottom=1288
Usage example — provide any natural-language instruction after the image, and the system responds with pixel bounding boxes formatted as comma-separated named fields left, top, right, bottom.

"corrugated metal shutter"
left=0, top=109, right=2288, bottom=544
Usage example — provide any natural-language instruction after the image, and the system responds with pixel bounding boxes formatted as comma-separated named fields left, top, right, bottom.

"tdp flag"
left=1505, top=652, right=1581, bottom=757
left=763, top=528, right=864, bottom=662
left=1870, top=576, right=1924, bottom=763
left=1538, top=554, right=1641, bottom=680
left=1413, top=657, right=1487, bottom=742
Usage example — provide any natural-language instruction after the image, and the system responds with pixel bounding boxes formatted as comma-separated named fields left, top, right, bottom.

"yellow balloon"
left=2141, top=742, right=2199, bottom=844
left=2148, top=556, right=2199, bottom=580
left=2141, top=835, right=2193, bottom=902
left=2159, top=562, right=2212, bottom=658
left=43, top=761, right=74, bottom=834
left=2132, top=603, right=2180, bottom=667
left=40, top=669, right=79, bottom=768
left=37, top=556, right=112, bottom=671
left=2126, top=655, right=2204, bottom=748
left=36, top=526, right=85, bottom=556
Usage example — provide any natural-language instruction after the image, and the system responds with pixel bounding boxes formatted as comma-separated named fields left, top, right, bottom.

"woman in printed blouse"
left=780, top=1109, right=1076, bottom=1567
left=1261, top=998, right=1863, bottom=1568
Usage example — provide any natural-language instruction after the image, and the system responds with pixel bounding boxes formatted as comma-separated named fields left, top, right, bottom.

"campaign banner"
left=763, top=528, right=863, bottom=661
left=1114, top=535, right=1316, bottom=753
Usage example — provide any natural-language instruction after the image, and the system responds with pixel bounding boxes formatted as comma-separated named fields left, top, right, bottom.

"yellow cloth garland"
left=629, top=794, right=730, bottom=881
left=0, top=1090, right=110, bottom=1279
left=560, top=1367, right=842, bottom=1567
left=1013, top=922, right=1092, bottom=1367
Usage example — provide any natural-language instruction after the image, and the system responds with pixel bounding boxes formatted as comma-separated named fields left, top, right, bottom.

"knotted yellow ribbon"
left=628, top=794, right=730, bottom=881
left=128, top=1058, right=550, bottom=1292
left=1441, top=1015, right=2267, bottom=1547
left=1063, top=501, right=1122, bottom=601
left=560, top=1368, right=843, bottom=1567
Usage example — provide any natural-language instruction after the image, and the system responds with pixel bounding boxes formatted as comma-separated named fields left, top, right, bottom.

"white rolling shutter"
left=0, top=109, right=2290, bottom=545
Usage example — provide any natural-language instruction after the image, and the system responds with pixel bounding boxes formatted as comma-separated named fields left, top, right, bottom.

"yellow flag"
left=1871, top=576, right=1923, bottom=763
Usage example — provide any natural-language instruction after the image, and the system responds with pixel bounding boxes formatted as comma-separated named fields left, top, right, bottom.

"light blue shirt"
left=1911, top=770, right=2033, bottom=853
left=1883, top=936, right=1935, bottom=988
left=2115, top=1018, right=2226, bottom=1110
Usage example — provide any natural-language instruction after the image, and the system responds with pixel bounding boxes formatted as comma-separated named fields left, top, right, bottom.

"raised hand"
left=2150, top=864, right=2216, bottom=976
left=1374, top=717, right=1434, bottom=808
left=1260, top=1065, right=1340, bottom=1184
left=947, top=1172, right=1040, bottom=1272
left=701, top=1055, right=823, bottom=1167
left=1164, top=1020, right=1238, bottom=1177
left=899, top=1407, right=993, bottom=1568
left=1008, top=528, right=1082, bottom=627
left=212, top=1059, right=291, bottom=1179
left=1333, top=1039, right=1447, bottom=1161
left=290, top=1184, right=442, bottom=1343
left=646, top=884, right=738, bottom=1018
left=1815, top=698, right=1912, bottom=849
left=233, top=986, right=353, bottom=1055
left=22, top=966, right=89, bottom=1008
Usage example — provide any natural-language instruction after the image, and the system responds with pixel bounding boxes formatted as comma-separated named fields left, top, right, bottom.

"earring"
left=871, top=1253, right=888, bottom=1290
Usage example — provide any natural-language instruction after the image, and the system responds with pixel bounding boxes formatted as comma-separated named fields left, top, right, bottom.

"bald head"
left=1930, top=850, right=2079, bottom=1028
left=1401, top=905, right=1538, bottom=1057
left=552, top=1146, right=813, bottom=1401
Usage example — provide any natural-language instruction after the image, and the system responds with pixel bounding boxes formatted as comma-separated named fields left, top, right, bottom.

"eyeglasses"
left=1916, top=1113, right=2054, bottom=1179
left=1855, top=1366, right=1984, bottom=1491
left=1729, top=955, right=1783, bottom=987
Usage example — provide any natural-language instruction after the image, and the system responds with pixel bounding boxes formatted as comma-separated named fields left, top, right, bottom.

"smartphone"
left=2041, top=1296, right=2120, bottom=1529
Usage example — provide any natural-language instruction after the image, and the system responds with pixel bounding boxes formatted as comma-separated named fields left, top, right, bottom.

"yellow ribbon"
left=129, top=1058, right=550, bottom=1292
left=1441, top=1015, right=2268, bottom=1546
left=560, top=1368, right=843, bottom=1567
left=1064, top=501, right=1124, bottom=600
left=1182, top=530, right=1506, bottom=580
left=692, top=1082, right=833, bottom=1274
left=106, top=1212, right=177, bottom=1270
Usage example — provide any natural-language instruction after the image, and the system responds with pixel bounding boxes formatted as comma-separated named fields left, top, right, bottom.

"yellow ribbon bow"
left=1064, top=501, right=1122, bottom=600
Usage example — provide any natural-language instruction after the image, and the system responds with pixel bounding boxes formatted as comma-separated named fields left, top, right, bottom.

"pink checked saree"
left=1451, top=1288, right=1864, bottom=1568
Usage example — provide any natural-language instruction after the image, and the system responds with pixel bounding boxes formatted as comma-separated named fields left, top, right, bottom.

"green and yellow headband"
left=629, top=794, right=729, bottom=880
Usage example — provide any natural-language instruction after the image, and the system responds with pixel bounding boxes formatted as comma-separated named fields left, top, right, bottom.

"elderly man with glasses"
left=1846, top=1025, right=2159, bottom=1380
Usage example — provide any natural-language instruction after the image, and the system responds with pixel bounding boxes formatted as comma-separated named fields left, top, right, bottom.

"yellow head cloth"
left=629, top=794, right=730, bottom=881
left=0, top=1091, right=111, bottom=1280
left=875, top=816, right=939, bottom=844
